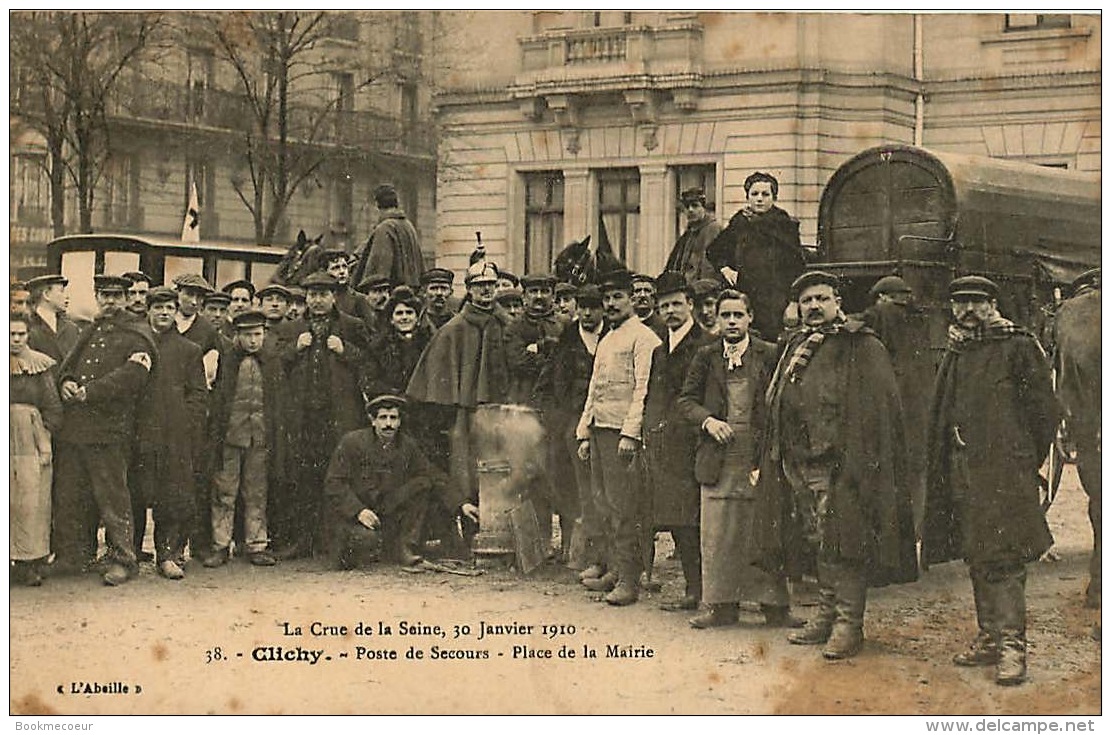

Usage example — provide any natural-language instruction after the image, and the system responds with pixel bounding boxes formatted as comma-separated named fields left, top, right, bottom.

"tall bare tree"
left=10, top=11, right=165, bottom=234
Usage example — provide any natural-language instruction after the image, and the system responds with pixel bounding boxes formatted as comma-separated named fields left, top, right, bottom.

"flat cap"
left=25, top=274, right=68, bottom=291
left=366, top=394, right=407, bottom=413
left=232, top=309, right=267, bottom=330
left=420, top=267, right=455, bottom=286
left=222, top=279, right=256, bottom=298
left=599, top=268, right=634, bottom=293
left=869, top=275, right=912, bottom=298
left=654, top=270, right=689, bottom=298
left=949, top=275, right=999, bottom=301
left=691, top=278, right=722, bottom=301
left=630, top=273, right=656, bottom=286
left=679, top=186, right=706, bottom=204
left=202, top=291, right=231, bottom=307
left=520, top=273, right=557, bottom=290
left=495, top=289, right=523, bottom=305
left=122, top=270, right=152, bottom=285
left=497, top=270, right=520, bottom=286
left=321, top=248, right=350, bottom=265
left=357, top=273, right=392, bottom=292
left=173, top=273, right=212, bottom=292
left=93, top=274, right=132, bottom=292
left=146, top=286, right=179, bottom=305
left=256, top=284, right=293, bottom=300
left=286, top=285, right=307, bottom=302
left=303, top=271, right=342, bottom=291
left=576, top=284, right=603, bottom=307
left=554, top=282, right=577, bottom=298
left=465, top=261, right=499, bottom=286
left=791, top=270, right=840, bottom=298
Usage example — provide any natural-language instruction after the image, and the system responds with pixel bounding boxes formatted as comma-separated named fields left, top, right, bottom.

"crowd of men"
left=9, top=173, right=1093, bottom=690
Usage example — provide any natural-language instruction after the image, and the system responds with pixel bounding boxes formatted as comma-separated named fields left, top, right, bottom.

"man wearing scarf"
left=406, top=260, right=510, bottom=534
left=924, top=276, right=1057, bottom=687
left=755, top=271, right=916, bottom=660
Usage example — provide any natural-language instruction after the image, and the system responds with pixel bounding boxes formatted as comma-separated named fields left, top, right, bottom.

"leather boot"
left=605, top=579, right=639, bottom=606
left=689, top=603, right=740, bottom=629
left=583, top=570, right=618, bottom=592
left=823, top=566, right=866, bottom=660
left=997, top=632, right=1027, bottom=686
left=993, top=563, right=1028, bottom=686
left=789, top=582, right=836, bottom=645
left=953, top=631, right=1001, bottom=667
left=578, top=564, right=606, bottom=581
left=955, top=569, right=1000, bottom=666
left=762, top=604, right=805, bottom=628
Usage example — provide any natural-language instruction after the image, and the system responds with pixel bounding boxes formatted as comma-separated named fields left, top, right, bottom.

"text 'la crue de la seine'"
left=202, top=619, right=655, bottom=666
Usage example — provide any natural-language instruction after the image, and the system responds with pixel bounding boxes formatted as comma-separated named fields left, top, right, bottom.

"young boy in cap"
left=25, top=273, right=80, bottom=362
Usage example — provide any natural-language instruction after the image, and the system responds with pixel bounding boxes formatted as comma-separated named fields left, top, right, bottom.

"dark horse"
left=553, top=235, right=625, bottom=286
left=1054, top=274, right=1102, bottom=608
left=274, top=230, right=326, bottom=286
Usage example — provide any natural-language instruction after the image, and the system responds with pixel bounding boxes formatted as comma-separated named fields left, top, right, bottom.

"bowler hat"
left=25, top=274, right=68, bottom=291
left=146, top=286, right=179, bottom=306
left=302, top=271, right=342, bottom=291
left=232, top=310, right=267, bottom=330
left=790, top=270, right=840, bottom=298
left=576, top=284, right=603, bottom=307
left=420, top=268, right=455, bottom=286
left=869, top=275, right=912, bottom=298
left=654, top=270, right=689, bottom=299
left=256, top=284, right=293, bottom=301
left=93, top=274, right=132, bottom=293
left=599, top=268, right=634, bottom=293
left=949, top=275, right=999, bottom=301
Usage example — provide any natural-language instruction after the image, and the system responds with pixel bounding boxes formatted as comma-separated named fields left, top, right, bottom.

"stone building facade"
left=432, top=11, right=1100, bottom=279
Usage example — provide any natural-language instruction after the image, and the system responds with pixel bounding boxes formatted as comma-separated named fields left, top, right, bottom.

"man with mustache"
left=755, top=270, right=916, bottom=659
left=418, top=267, right=460, bottom=329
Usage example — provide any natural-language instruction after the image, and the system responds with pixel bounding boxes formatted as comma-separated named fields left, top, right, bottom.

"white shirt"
left=175, top=312, right=197, bottom=334
left=667, top=317, right=694, bottom=354
left=723, top=333, right=751, bottom=371
left=578, top=322, right=603, bottom=356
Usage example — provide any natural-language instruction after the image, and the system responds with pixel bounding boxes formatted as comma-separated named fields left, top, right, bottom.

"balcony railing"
left=566, top=30, right=628, bottom=64
left=518, top=21, right=703, bottom=80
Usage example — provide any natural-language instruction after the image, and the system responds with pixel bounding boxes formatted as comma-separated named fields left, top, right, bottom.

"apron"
left=10, top=403, right=53, bottom=560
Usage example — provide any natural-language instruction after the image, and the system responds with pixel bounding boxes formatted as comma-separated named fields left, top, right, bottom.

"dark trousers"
left=53, top=442, right=137, bottom=571
left=128, top=449, right=150, bottom=558
left=969, top=560, right=1027, bottom=649
left=189, top=468, right=213, bottom=561
left=331, top=483, right=432, bottom=568
left=589, top=428, right=645, bottom=585
left=287, top=412, right=338, bottom=557
left=667, top=526, right=702, bottom=599
left=131, top=451, right=196, bottom=564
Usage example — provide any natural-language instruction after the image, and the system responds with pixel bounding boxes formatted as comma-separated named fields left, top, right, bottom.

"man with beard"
left=277, top=272, right=371, bottom=560
left=418, top=267, right=460, bottom=329
left=53, top=275, right=156, bottom=586
left=756, top=271, right=916, bottom=659
left=664, top=187, right=723, bottom=285
left=576, top=269, right=661, bottom=606
left=131, top=287, right=207, bottom=579
left=692, top=278, right=723, bottom=338
left=25, top=274, right=81, bottom=363
left=631, top=273, right=667, bottom=340
left=405, top=260, right=508, bottom=542
left=554, top=282, right=577, bottom=326
left=122, top=271, right=152, bottom=318
left=677, top=290, right=798, bottom=629
left=535, top=285, right=605, bottom=571
left=924, top=276, right=1057, bottom=686
left=322, top=248, right=378, bottom=333
left=325, top=395, right=440, bottom=569
left=353, top=183, right=424, bottom=289
left=642, top=271, right=712, bottom=611
left=706, top=172, right=806, bottom=341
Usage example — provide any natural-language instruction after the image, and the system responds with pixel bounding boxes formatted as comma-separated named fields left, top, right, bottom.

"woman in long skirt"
left=10, top=310, right=63, bottom=586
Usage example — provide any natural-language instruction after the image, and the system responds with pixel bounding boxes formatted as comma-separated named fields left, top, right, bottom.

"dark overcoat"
left=676, top=336, right=777, bottom=486
left=533, top=322, right=606, bottom=432
left=754, top=322, right=918, bottom=586
left=642, top=321, right=712, bottom=528
left=27, top=309, right=82, bottom=363
left=405, top=303, right=511, bottom=409
left=365, top=324, right=434, bottom=400
left=504, top=311, right=564, bottom=406
left=705, top=205, right=805, bottom=340
left=923, top=328, right=1058, bottom=566
left=664, top=215, right=724, bottom=285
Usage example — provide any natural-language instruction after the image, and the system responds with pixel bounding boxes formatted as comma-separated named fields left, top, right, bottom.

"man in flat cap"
left=576, top=268, right=662, bottom=606
left=322, top=248, right=378, bottom=333
left=356, top=273, right=394, bottom=333
left=553, top=282, right=577, bottom=326
left=535, top=284, right=607, bottom=571
left=257, top=284, right=301, bottom=357
left=53, top=274, right=157, bottom=586
left=631, top=273, right=667, bottom=341
left=276, top=271, right=371, bottom=560
left=26, top=274, right=80, bottom=363
left=863, top=274, right=934, bottom=537
left=495, top=287, right=524, bottom=322
left=220, top=279, right=257, bottom=340
left=325, top=395, right=443, bottom=569
left=665, top=187, right=723, bottom=286
left=925, top=275, right=1057, bottom=686
left=692, top=278, right=723, bottom=338
left=406, top=260, right=508, bottom=542
left=173, top=273, right=223, bottom=364
left=755, top=270, right=916, bottom=659
left=122, top=271, right=153, bottom=319
left=353, top=183, right=424, bottom=289
left=200, top=289, right=228, bottom=328
left=642, top=271, right=714, bottom=611
left=419, top=267, right=460, bottom=329
left=131, top=287, right=207, bottom=579
left=285, top=286, right=307, bottom=323
left=204, top=310, right=286, bottom=568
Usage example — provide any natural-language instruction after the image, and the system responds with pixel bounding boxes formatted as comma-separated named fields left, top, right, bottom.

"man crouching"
left=325, top=395, right=439, bottom=569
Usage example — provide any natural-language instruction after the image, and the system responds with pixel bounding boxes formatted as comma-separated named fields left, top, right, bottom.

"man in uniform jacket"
left=664, top=187, right=724, bottom=285
left=353, top=183, right=424, bottom=289
left=26, top=274, right=81, bottom=363
left=677, top=290, right=799, bottom=629
left=534, top=285, right=606, bottom=571
left=131, top=287, right=208, bottom=579
left=706, top=171, right=806, bottom=342
left=325, top=395, right=442, bottom=569
left=275, top=271, right=371, bottom=560
left=53, top=275, right=156, bottom=586
left=924, top=276, right=1058, bottom=686
left=755, top=271, right=917, bottom=659
left=576, top=268, right=662, bottom=606
left=642, top=271, right=712, bottom=611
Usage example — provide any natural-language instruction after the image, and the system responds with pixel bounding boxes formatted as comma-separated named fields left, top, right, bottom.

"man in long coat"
left=924, top=276, right=1058, bottom=686
left=755, top=271, right=917, bottom=659
left=277, top=271, right=371, bottom=559
left=53, top=275, right=156, bottom=586
left=353, top=183, right=424, bottom=289
left=664, top=187, right=723, bottom=285
left=706, top=171, right=806, bottom=341
left=131, top=287, right=208, bottom=579
left=642, top=271, right=711, bottom=611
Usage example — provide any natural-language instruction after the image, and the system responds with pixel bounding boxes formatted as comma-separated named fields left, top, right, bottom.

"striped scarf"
left=946, top=314, right=1027, bottom=352
left=765, top=316, right=846, bottom=406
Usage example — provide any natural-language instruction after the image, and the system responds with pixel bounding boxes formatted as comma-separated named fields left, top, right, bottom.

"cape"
left=405, top=303, right=511, bottom=408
